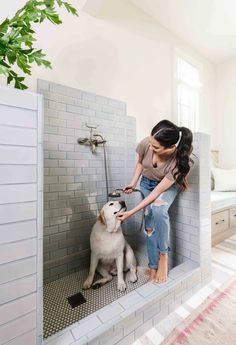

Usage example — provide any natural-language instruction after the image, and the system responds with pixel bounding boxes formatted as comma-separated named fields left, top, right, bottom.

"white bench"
left=211, top=191, right=236, bottom=246
left=210, top=150, right=236, bottom=246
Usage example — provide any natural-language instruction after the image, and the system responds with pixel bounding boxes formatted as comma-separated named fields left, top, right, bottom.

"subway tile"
left=98, top=303, right=124, bottom=323
left=118, top=291, right=145, bottom=310
left=0, top=202, right=36, bottom=224
left=50, top=184, right=66, bottom=192
left=0, top=293, right=36, bottom=326
left=0, top=146, right=36, bottom=165
left=0, top=275, right=36, bottom=304
left=0, top=184, right=37, bottom=205
left=0, top=239, right=36, bottom=264
left=0, top=125, right=37, bottom=146
left=0, top=311, right=36, bottom=344
left=136, top=283, right=160, bottom=298
left=48, top=134, right=67, bottom=143
left=0, top=220, right=36, bottom=244
left=134, top=318, right=153, bottom=340
left=45, top=331, right=80, bottom=345
left=58, top=160, right=74, bottom=168
left=71, top=316, right=102, bottom=339
left=0, top=165, right=36, bottom=185
left=4, top=329, right=37, bottom=345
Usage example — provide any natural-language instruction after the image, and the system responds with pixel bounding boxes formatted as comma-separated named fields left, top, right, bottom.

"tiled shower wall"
left=0, top=86, right=43, bottom=345
left=38, top=80, right=139, bottom=282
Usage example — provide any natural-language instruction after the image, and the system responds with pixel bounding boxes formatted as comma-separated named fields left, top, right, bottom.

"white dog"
left=83, top=200, right=137, bottom=291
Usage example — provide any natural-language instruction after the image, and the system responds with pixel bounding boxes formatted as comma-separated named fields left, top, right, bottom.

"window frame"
left=172, top=47, right=202, bottom=132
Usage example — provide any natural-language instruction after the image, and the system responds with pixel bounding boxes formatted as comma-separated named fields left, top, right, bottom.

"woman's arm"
left=130, top=161, right=143, bottom=188
left=117, top=177, right=175, bottom=221
left=124, top=160, right=143, bottom=192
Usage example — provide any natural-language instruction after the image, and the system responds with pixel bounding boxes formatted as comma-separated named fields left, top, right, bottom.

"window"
left=174, top=52, right=202, bottom=132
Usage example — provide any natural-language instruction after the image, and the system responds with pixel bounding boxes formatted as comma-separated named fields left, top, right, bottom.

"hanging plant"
left=0, top=0, right=78, bottom=90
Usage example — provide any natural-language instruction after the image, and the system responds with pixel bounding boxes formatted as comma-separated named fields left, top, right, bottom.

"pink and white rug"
left=161, top=274, right=236, bottom=345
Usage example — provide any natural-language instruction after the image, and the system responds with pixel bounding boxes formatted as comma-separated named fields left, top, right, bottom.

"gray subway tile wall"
left=38, top=80, right=138, bottom=282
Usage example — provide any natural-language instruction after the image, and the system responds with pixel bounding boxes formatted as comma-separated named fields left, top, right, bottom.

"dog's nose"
left=119, top=200, right=126, bottom=208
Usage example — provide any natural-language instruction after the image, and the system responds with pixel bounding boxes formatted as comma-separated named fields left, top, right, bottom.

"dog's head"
left=98, top=200, right=127, bottom=233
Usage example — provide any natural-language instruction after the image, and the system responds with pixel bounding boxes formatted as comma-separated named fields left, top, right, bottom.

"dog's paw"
left=118, top=280, right=127, bottom=291
left=130, top=272, right=137, bottom=283
left=92, top=282, right=102, bottom=290
left=110, top=268, right=117, bottom=276
left=82, top=279, right=92, bottom=290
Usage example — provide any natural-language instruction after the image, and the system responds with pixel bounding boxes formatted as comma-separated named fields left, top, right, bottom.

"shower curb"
left=44, top=260, right=203, bottom=345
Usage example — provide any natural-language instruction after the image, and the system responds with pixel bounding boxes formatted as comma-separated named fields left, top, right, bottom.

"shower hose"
left=101, top=142, right=145, bottom=235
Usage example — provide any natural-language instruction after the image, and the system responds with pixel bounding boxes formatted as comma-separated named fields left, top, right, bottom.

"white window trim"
left=172, top=47, right=203, bottom=132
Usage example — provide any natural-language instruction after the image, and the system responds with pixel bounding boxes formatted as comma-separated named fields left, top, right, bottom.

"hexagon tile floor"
left=43, top=261, right=149, bottom=338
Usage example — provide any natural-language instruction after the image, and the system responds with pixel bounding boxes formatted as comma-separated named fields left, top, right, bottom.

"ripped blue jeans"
left=140, top=175, right=180, bottom=269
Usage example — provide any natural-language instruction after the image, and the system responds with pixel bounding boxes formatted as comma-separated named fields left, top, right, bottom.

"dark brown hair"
left=151, top=119, right=194, bottom=191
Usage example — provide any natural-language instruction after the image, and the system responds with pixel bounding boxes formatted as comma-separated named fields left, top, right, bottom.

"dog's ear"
left=98, top=210, right=106, bottom=225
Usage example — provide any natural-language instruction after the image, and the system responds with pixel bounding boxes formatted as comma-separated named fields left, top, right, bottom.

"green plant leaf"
left=27, top=49, right=51, bottom=68
left=44, top=11, right=62, bottom=25
left=0, top=64, right=9, bottom=76
left=0, top=0, right=78, bottom=90
left=0, top=19, right=10, bottom=35
left=40, top=59, right=52, bottom=68
left=7, top=74, right=13, bottom=84
left=17, top=55, right=31, bottom=74
left=63, top=2, right=78, bottom=16
left=10, top=69, right=17, bottom=76
left=6, top=50, right=16, bottom=64
left=0, top=60, right=10, bottom=68
left=14, top=77, right=28, bottom=90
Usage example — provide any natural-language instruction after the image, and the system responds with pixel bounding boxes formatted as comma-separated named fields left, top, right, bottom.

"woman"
left=116, top=119, right=194, bottom=283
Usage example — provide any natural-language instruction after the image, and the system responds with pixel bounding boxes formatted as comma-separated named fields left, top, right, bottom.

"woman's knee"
left=151, top=203, right=169, bottom=218
left=145, top=228, right=155, bottom=237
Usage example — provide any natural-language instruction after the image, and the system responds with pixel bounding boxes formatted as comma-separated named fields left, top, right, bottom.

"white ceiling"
left=2, top=0, right=236, bottom=65
left=129, top=0, right=236, bottom=64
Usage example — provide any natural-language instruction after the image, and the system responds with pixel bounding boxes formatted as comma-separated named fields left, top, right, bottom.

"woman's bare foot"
left=148, top=268, right=157, bottom=282
left=144, top=268, right=157, bottom=281
left=155, top=253, right=168, bottom=283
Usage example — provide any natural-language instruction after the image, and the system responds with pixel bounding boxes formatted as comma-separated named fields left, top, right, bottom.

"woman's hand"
left=116, top=210, right=133, bottom=222
left=123, top=184, right=135, bottom=194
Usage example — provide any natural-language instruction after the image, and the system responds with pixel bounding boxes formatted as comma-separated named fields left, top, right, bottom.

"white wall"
left=216, top=57, right=236, bottom=168
left=0, top=0, right=216, bottom=143
left=0, top=86, right=43, bottom=345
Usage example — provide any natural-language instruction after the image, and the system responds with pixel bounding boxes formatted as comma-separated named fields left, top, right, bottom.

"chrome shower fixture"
left=77, top=123, right=106, bottom=154
left=108, top=189, right=123, bottom=198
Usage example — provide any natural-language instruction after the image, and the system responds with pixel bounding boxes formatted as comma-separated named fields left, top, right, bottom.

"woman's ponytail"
left=173, top=126, right=193, bottom=190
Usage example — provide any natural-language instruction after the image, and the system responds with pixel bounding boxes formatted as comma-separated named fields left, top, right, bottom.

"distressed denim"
left=140, top=175, right=180, bottom=269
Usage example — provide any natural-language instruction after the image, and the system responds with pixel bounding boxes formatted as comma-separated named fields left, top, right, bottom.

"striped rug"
left=160, top=273, right=236, bottom=345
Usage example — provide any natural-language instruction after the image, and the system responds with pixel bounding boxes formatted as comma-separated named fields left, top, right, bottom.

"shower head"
left=108, top=189, right=122, bottom=198
left=77, top=137, right=89, bottom=144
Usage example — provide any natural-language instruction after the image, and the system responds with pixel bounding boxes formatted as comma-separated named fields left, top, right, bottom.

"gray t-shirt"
left=136, top=137, right=178, bottom=182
